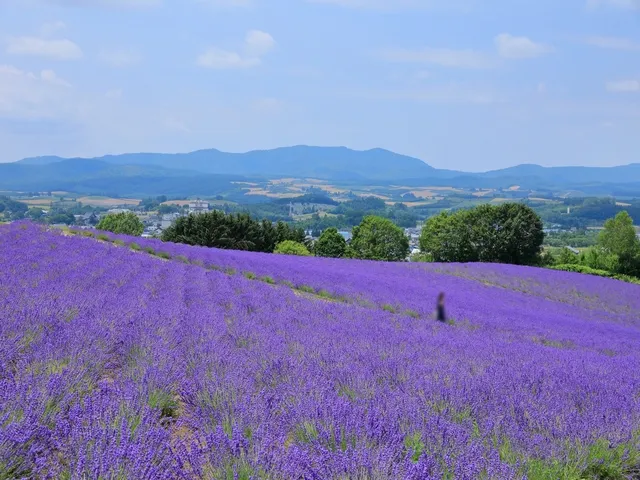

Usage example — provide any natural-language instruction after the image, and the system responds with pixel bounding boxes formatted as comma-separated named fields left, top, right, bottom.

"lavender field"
left=2, top=223, right=640, bottom=479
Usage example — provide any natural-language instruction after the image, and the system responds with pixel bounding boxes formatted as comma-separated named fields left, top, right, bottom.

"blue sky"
left=0, top=0, right=638, bottom=170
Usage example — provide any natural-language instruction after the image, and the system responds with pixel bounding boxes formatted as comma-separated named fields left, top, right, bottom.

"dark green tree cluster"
left=161, top=211, right=307, bottom=253
left=349, top=216, right=410, bottom=262
left=0, top=196, right=28, bottom=220
left=420, top=203, right=544, bottom=265
left=314, top=228, right=348, bottom=258
left=97, top=212, right=145, bottom=236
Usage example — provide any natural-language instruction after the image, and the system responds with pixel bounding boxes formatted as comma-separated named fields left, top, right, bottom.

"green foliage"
left=97, top=212, right=144, bottom=236
left=558, top=247, right=580, bottom=265
left=147, top=389, right=178, bottom=419
left=404, top=432, right=425, bottom=463
left=274, top=240, right=312, bottom=257
left=349, top=216, right=410, bottom=262
left=551, top=264, right=640, bottom=285
left=410, top=252, right=434, bottom=263
left=524, top=438, right=640, bottom=480
left=162, top=211, right=307, bottom=253
left=314, top=227, right=347, bottom=258
left=597, top=211, right=640, bottom=276
left=420, top=203, right=544, bottom=265
left=544, top=230, right=598, bottom=248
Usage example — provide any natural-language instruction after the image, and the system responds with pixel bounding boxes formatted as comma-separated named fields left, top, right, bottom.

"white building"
left=188, top=200, right=209, bottom=214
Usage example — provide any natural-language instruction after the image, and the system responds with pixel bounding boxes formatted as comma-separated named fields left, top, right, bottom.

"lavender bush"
left=1, top=222, right=639, bottom=479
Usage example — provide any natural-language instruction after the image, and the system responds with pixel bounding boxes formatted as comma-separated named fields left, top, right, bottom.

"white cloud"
left=99, top=49, right=141, bottom=67
left=244, top=30, right=276, bottom=57
left=40, top=69, right=72, bottom=87
left=0, top=64, right=73, bottom=119
left=584, top=36, right=640, bottom=51
left=587, top=0, right=639, bottom=9
left=197, top=30, right=275, bottom=69
left=6, top=36, right=83, bottom=60
left=495, top=34, right=551, bottom=59
left=606, top=79, right=640, bottom=92
left=379, top=47, right=494, bottom=69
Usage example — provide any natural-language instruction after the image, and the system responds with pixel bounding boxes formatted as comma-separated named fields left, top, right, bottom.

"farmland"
left=2, top=223, right=640, bottom=479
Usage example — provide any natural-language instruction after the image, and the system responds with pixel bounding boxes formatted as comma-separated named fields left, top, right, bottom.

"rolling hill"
left=7, top=145, right=640, bottom=196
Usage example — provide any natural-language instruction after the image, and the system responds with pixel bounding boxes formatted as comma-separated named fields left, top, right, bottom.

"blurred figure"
left=436, top=292, right=446, bottom=322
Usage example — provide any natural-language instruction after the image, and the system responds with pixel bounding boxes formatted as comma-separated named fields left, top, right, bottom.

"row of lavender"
left=80, top=229, right=640, bottom=354
left=3, top=223, right=639, bottom=478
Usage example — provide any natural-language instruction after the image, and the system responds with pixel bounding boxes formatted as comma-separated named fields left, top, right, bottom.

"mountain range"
left=3, top=145, right=640, bottom=197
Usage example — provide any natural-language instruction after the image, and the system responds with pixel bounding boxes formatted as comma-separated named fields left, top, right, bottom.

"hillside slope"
left=2, top=222, right=638, bottom=479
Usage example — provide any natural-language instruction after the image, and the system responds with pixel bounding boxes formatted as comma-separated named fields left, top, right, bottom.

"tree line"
left=548, top=211, right=640, bottom=279
left=161, top=211, right=307, bottom=253
left=94, top=203, right=640, bottom=281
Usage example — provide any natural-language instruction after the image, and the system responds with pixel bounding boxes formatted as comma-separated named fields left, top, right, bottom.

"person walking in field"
left=436, top=292, right=446, bottom=322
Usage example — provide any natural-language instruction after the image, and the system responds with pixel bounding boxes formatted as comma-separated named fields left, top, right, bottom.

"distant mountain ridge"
left=18, top=146, right=455, bottom=181
left=6, top=145, right=640, bottom=196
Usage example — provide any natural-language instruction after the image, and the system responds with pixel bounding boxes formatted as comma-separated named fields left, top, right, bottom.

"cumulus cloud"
left=606, top=79, right=640, bottom=92
left=6, top=36, right=83, bottom=60
left=197, top=30, right=275, bottom=69
left=379, top=47, right=494, bottom=69
left=0, top=65, right=73, bottom=119
left=584, top=36, right=640, bottom=51
left=495, top=34, right=551, bottom=59
left=40, top=69, right=72, bottom=87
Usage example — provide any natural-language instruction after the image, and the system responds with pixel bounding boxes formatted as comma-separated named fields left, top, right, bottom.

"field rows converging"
left=2, top=222, right=640, bottom=479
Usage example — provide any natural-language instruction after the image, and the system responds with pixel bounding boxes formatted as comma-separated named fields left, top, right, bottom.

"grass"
left=243, top=271, right=257, bottom=280
left=175, top=255, right=190, bottom=264
left=261, top=276, right=276, bottom=285
left=148, top=389, right=179, bottom=419
left=404, top=432, right=425, bottom=463
left=156, top=252, right=171, bottom=260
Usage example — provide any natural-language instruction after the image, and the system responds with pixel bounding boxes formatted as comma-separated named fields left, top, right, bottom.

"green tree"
left=350, top=216, right=409, bottom=262
left=314, top=227, right=347, bottom=258
left=97, top=212, right=144, bottom=236
left=274, top=240, right=312, bottom=256
left=419, top=203, right=544, bottom=265
left=558, top=247, right=579, bottom=265
left=488, top=203, right=544, bottom=265
left=420, top=211, right=476, bottom=263
left=597, top=211, right=640, bottom=276
left=161, top=211, right=306, bottom=253
left=27, top=208, right=45, bottom=221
